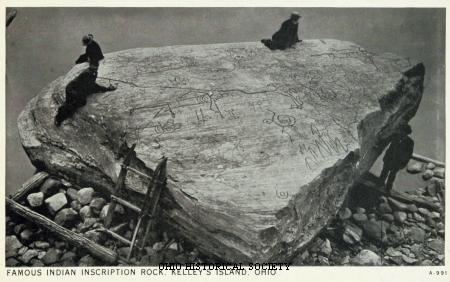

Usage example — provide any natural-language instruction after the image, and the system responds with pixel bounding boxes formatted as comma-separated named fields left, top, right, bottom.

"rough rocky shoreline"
left=6, top=159, right=444, bottom=267
left=293, top=160, right=445, bottom=266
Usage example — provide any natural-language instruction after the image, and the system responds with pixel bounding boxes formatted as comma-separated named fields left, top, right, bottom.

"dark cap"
left=82, top=35, right=92, bottom=45
left=291, top=12, right=301, bottom=18
left=397, top=124, right=412, bottom=137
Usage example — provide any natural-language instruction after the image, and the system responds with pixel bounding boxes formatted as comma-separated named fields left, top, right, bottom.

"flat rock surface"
left=18, top=39, right=424, bottom=261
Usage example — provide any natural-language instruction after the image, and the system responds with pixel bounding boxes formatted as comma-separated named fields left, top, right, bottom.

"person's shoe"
left=261, top=39, right=271, bottom=48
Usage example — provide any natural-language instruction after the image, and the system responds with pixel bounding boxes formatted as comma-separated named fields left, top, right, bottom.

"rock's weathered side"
left=18, top=40, right=424, bottom=262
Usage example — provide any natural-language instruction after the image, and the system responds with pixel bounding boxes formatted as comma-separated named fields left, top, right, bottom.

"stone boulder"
left=19, top=229, right=34, bottom=242
left=89, top=197, right=107, bottom=211
left=434, top=167, right=445, bottom=179
left=77, top=187, right=95, bottom=205
left=54, top=208, right=79, bottom=226
left=66, top=188, right=79, bottom=201
left=393, top=211, right=407, bottom=223
left=5, top=235, right=23, bottom=258
left=407, top=226, right=426, bottom=243
left=351, top=249, right=381, bottom=266
left=20, top=249, right=39, bottom=264
left=79, top=255, right=96, bottom=266
left=18, top=40, right=425, bottom=262
left=79, top=206, right=93, bottom=220
left=407, top=161, right=423, bottom=174
left=39, top=178, right=61, bottom=196
left=44, top=192, right=67, bottom=214
left=34, top=241, right=51, bottom=250
left=342, top=222, right=363, bottom=245
left=359, top=220, right=387, bottom=243
left=27, top=192, right=44, bottom=207
left=41, top=248, right=62, bottom=265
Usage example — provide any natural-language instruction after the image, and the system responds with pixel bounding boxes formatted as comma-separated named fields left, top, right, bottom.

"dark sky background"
left=5, top=8, right=445, bottom=195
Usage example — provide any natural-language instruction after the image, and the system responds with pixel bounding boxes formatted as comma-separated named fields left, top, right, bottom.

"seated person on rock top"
left=261, top=12, right=302, bottom=50
left=75, top=34, right=104, bottom=74
left=54, top=67, right=116, bottom=127
left=379, top=124, right=414, bottom=194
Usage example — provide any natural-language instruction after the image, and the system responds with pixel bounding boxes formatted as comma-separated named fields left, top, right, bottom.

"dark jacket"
left=272, top=19, right=299, bottom=49
left=383, top=136, right=414, bottom=170
left=75, top=40, right=104, bottom=67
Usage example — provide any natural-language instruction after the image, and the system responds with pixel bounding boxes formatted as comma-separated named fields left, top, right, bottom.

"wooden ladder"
left=102, top=144, right=168, bottom=261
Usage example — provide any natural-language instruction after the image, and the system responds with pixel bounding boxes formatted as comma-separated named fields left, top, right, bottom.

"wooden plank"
left=358, top=172, right=441, bottom=211
left=127, top=217, right=142, bottom=260
left=128, top=158, right=167, bottom=257
left=104, top=144, right=136, bottom=228
left=110, top=222, right=129, bottom=233
left=140, top=158, right=168, bottom=249
left=99, top=228, right=131, bottom=246
left=392, top=192, right=440, bottom=211
left=111, top=195, right=141, bottom=213
left=6, top=198, right=118, bottom=264
left=412, top=153, right=445, bottom=167
left=122, top=165, right=153, bottom=180
left=12, top=172, right=49, bottom=201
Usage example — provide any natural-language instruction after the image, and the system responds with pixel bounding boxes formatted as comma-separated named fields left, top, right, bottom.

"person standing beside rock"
left=379, top=124, right=414, bottom=193
left=75, top=34, right=104, bottom=76
left=261, top=12, right=302, bottom=50
left=54, top=68, right=116, bottom=127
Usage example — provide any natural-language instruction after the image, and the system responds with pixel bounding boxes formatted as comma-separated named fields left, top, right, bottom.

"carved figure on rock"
left=380, top=124, right=414, bottom=193
left=261, top=12, right=302, bottom=50
left=54, top=68, right=116, bottom=127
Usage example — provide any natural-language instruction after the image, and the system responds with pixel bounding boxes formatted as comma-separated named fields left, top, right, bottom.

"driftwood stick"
left=387, top=188, right=441, bottom=211
left=12, top=172, right=49, bottom=201
left=388, top=182, right=437, bottom=212
left=99, top=228, right=131, bottom=246
left=359, top=173, right=441, bottom=211
left=111, top=195, right=141, bottom=213
left=6, top=198, right=118, bottom=264
left=412, top=153, right=445, bottom=167
left=127, top=217, right=142, bottom=260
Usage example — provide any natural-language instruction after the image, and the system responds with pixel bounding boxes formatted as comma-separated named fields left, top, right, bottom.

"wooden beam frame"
left=12, top=172, right=49, bottom=201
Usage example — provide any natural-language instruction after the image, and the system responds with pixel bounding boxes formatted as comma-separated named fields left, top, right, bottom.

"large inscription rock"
left=18, top=40, right=424, bottom=262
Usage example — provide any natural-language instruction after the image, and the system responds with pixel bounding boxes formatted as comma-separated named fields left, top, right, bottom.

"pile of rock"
left=5, top=160, right=445, bottom=266
left=407, top=161, right=445, bottom=202
left=407, top=161, right=445, bottom=180
left=292, top=161, right=445, bottom=266
left=6, top=177, right=203, bottom=266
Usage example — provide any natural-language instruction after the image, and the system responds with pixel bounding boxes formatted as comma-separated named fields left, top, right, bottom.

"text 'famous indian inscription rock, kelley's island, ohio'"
left=18, top=39, right=425, bottom=262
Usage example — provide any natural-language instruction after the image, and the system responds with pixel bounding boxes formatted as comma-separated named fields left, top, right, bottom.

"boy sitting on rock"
left=261, top=12, right=302, bottom=50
